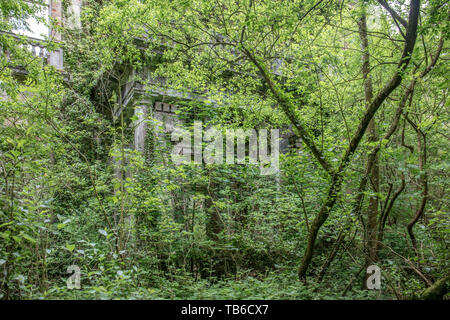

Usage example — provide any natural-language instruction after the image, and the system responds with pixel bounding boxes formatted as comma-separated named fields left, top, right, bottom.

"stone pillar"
left=65, top=0, right=82, bottom=30
left=134, top=104, right=148, bottom=152
left=48, top=0, right=63, bottom=70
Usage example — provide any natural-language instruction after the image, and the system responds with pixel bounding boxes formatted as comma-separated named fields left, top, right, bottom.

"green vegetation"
left=0, top=0, right=448, bottom=300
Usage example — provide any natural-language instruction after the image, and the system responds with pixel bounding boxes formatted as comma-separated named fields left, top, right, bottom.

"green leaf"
left=22, top=234, right=36, bottom=244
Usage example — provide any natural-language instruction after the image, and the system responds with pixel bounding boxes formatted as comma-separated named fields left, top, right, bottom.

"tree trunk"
left=244, top=0, right=420, bottom=280
left=421, top=274, right=449, bottom=300
left=297, top=0, right=420, bottom=280
left=406, top=120, right=428, bottom=253
left=358, top=8, right=380, bottom=269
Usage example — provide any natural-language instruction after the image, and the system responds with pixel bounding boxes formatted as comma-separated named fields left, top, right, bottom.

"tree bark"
left=421, top=274, right=450, bottom=300
left=358, top=7, right=380, bottom=270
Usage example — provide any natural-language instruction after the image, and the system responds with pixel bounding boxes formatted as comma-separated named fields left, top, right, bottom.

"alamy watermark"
left=66, top=264, right=81, bottom=289
left=366, top=265, right=381, bottom=290
left=170, top=121, right=279, bottom=175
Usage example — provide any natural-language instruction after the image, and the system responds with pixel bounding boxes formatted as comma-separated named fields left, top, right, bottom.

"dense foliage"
left=0, top=0, right=448, bottom=300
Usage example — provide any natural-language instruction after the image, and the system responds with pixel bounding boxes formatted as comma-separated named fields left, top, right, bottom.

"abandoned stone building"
left=3, top=0, right=301, bottom=164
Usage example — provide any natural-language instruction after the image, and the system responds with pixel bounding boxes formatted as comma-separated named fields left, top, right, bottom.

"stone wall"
left=65, top=0, right=82, bottom=30
left=48, top=0, right=63, bottom=69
